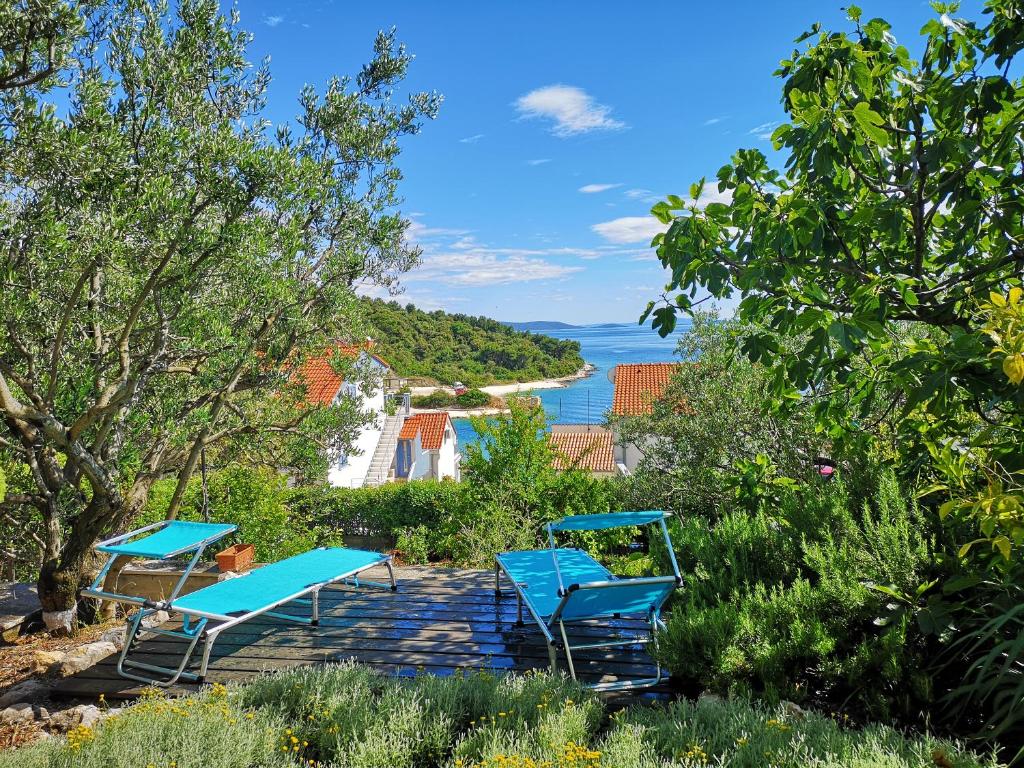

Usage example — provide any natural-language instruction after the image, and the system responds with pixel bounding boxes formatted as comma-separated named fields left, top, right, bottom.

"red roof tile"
left=294, top=342, right=389, bottom=407
left=549, top=430, right=616, bottom=473
left=399, top=412, right=452, bottom=450
left=611, top=363, right=681, bottom=416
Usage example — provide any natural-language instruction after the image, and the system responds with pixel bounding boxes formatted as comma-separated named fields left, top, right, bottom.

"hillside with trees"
left=362, top=299, right=586, bottom=386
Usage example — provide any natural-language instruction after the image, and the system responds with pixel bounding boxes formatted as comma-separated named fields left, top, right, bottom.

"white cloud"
left=625, top=188, right=660, bottom=203
left=591, top=216, right=667, bottom=244
left=263, top=14, right=284, bottom=26
left=412, top=251, right=583, bottom=286
left=748, top=120, right=780, bottom=140
left=403, top=216, right=587, bottom=286
left=514, top=85, right=625, bottom=137
left=578, top=183, right=621, bottom=194
left=526, top=158, right=552, bottom=166
left=594, top=185, right=734, bottom=244
left=703, top=116, right=724, bottom=126
left=459, top=133, right=485, bottom=144
left=405, top=217, right=471, bottom=243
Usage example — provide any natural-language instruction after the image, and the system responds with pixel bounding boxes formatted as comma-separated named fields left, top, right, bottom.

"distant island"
left=504, top=320, right=581, bottom=331
left=362, top=299, right=587, bottom=387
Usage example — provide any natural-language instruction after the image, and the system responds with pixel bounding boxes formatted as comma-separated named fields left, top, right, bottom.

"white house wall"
left=327, top=354, right=387, bottom=488
left=406, top=421, right=460, bottom=482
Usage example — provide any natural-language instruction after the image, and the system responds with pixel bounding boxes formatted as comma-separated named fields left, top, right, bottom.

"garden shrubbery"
left=654, top=469, right=944, bottom=722
left=410, top=388, right=493, bottom=409
left=0, top=664, right=996, bottom=768
left=142, top=450, right=625, bottom=569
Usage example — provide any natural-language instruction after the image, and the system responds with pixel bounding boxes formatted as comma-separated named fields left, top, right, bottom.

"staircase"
left=363, top=414, right=404, bottom=487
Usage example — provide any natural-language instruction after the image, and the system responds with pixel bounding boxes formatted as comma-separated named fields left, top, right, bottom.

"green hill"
left=362, top=299, right=585, bottom=386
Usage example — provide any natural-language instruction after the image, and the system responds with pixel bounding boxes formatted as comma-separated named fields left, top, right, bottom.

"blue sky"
left=237, top=1, right=984, bottom=324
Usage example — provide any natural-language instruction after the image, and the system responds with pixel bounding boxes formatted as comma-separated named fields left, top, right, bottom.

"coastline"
left=408, top=362, right=596, bottom=399
left=408, top=363, right=596, bottom=418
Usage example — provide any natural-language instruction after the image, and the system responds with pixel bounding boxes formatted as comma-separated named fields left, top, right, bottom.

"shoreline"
left=408, top=363, right=596, bottom=399
left=408, top=363, right=596, bottom=418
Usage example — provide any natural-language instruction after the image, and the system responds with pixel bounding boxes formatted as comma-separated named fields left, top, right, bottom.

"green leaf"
left=852, top=101, right=888, bottom=146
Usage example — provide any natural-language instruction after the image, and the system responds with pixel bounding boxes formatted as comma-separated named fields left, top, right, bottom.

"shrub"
left=395, top=524, right=431, bottom=565
left=142, top=466, right=317, bottom=562
left=456, top=388, right=492, bottom=408
left=0, top=684, right=288, bottom=768
left=0, top=665, right=995, bottom=768
left=411, top=390, right=456, bottom=408
left=655, top=470, right=944, bottom=723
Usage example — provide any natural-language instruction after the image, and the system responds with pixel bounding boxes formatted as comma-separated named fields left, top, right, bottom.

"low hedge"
left=411, top=388, right=492, bottom=409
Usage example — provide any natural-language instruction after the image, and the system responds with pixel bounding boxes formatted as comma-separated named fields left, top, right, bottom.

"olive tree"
left=0, top=0, right=439, bottom=630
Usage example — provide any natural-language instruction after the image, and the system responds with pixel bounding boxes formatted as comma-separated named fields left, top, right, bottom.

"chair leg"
left=494, top=562, right=501, bottom=595
left=557, top=620, right=577, bottom=681
left=311, top=589, right=320, bottom=626
left=386, top=559, right=398, bottom=591
left=117, top=609, right=205, bottom=687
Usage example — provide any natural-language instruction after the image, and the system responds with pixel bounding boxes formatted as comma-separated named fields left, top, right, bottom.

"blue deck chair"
left=83, top=520, right=238, bottom=608
left=83, top=521, right=396, bottom=686
left=109, top=546, right=396, bottom=686
left=495, top=511, right=682, bottom=691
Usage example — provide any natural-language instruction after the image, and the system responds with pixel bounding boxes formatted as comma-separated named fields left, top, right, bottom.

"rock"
left=32, top=649, right=66, bottom=675
left=0, top=702, right=35, bottom=725
left=99, top=626, right=126, bottom=650
left=781, top=700, right=807, bottom=720
left=141, top=610, right=169, bottom=628
left=0, top=679, right=49, bottom=708
left=56, top=641, right=117, bottom=677
left=35, top=706, right=49, bottom=721
left=48, top=707, right=81, bottom=731
left=76, top=704, right=102, bottom=728
left=48, top=704, right=102, bottom=731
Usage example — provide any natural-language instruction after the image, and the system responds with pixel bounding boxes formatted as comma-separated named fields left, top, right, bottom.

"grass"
left=0, top=664, right=1002, bottom=768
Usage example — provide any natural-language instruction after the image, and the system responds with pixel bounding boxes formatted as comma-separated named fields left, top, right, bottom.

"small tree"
left=463, top=397, right=559, bottom=516
left=617, top=313, right=822, bottom=516
left=0, top=1, right=439, bottom=630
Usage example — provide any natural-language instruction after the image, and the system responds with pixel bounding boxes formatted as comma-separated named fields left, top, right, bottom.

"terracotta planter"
left=215, top=543, right=255, bottom=573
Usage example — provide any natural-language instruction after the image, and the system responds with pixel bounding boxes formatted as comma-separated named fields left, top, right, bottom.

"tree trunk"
left=37, top=553, right=85, bottom=635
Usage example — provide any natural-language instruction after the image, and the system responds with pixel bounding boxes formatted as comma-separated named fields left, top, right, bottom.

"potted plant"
left=215, top=543, right=255, bottom=572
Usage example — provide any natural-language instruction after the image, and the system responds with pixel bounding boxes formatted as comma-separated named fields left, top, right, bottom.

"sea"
left=453, top=320, right=688, bottom=448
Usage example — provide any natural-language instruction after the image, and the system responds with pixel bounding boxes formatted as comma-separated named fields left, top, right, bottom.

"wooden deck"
left=52, top=565, right=673, bottom=701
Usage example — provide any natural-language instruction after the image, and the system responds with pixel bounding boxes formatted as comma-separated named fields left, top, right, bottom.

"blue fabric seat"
left=495, top=510, right=682, bottom=691
left=173, top=547, right=387, bottom=618
left=103, top=544, right=396, bottom=687
left=97, top=521, right=237, bottom=558
left=495, top=549, right=611, bottom=619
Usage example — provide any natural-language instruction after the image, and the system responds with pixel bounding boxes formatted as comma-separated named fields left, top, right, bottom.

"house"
left=297, top=342, right=404, bottom=488
left=548, top=425, right=618, bottom=477
left=395, top=412, right=461, bottom=481
left=609, top=362, right=681, bottom=474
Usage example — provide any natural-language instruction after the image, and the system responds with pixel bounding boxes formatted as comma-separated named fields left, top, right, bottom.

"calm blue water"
left=454, top=321, right=686, bottom=448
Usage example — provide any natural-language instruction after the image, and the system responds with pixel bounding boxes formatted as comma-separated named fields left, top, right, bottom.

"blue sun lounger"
left=83, top=521, right=396, bottom=686
left=495, top=511, right=682, bottom=691
left=110, top=546, right=396, bottom=686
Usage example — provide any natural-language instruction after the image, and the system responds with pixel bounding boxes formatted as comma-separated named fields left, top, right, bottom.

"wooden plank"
left=51, top=565, right=668, bottom=704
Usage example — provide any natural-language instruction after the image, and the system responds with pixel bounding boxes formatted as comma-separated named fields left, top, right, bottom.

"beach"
left=409, top=363, right=596, bottom=399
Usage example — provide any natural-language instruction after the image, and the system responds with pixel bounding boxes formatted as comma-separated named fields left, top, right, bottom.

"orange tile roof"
left=294, top=342, right=389, bottom=407
left=611, top=363, right=681, bottom=416
left=549, top=429, right=616, bottom=473
left=298, top=356, right=344, bottom=406
left=399, top=412, right=452, bottom=450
